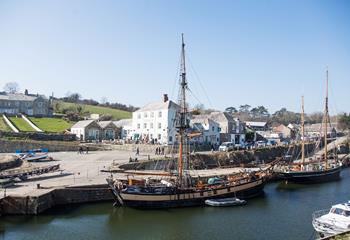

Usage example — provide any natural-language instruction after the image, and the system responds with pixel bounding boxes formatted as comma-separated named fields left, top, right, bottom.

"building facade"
left=131, top=95, right=179, bottom=145
left=190, top=117, right=220, bottom=145
left=0, top=90, right=51, bottom=116
left=114, top=119, right=133, bottom=140
left=98, top=121, right=118, bottom=140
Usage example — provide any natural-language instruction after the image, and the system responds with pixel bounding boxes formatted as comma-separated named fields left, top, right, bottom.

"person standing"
left=136, top=147, right=140, bottom=156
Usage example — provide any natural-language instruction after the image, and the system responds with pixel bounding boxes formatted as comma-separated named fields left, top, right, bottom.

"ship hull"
left=108, top=179, right=265, bottom=209
left=278, top=166, right=341, bottom=184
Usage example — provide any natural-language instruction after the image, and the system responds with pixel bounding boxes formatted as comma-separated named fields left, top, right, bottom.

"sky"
left=0, top=0, right=349, bottom=115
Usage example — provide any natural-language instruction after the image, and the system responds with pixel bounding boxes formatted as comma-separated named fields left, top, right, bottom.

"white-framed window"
left=137, top=113, right=141, bottom=119
left=212, top=126, right=215, bottom=131
left=150, top=123, right=153, bottom=129
left=158, top=123, right=161, bottom=129
left=137, top=123, right=140, bottom=129
left=158, top=111, right=162, bottom=117
left=144, top=112, right=148, bottom=118
left=158, top=134, right=161, bottom=140
left=150, top=112, right=154, bottom=118
left=144, top=123, right=147, bottom=129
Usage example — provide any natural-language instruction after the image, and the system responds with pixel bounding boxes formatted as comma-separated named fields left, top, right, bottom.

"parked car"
left=219, top=142, right=234, bottom=152
left=234, top=143, right=246, bottom=150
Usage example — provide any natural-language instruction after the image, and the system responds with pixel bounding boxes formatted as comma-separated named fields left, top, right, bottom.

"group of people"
left=155, top=146, right=165, bottom=155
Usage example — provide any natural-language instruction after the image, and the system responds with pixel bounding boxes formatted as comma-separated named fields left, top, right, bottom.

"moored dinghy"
left=205, top=198, right=247, bottom=207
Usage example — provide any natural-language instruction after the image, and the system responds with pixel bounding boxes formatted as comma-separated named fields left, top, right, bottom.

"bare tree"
left=3, top=82, right=20, bottom=93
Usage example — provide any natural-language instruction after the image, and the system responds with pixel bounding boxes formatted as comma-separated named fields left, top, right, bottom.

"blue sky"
left=0, top=0, right=349, bottom=114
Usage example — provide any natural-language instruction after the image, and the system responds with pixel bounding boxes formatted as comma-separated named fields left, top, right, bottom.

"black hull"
left=111, top=180, right=265, bottom=209
left=279, top=166, right=341, bottom=184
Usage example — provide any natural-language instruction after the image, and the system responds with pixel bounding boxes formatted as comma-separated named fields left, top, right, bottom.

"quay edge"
left=0, top=184, right=113, bottom=215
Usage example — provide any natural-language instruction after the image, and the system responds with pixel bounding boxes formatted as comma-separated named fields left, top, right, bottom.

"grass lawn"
left=29, top=117, right=73, bottom=132
left=9, top=117, right=35, bottom=132
left=0, top=116, right=11, bottom=132
left=56, top=101, right=132, bottom=120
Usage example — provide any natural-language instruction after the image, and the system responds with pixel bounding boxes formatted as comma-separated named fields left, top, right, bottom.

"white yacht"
left=312, top=201, right=350, bottom=238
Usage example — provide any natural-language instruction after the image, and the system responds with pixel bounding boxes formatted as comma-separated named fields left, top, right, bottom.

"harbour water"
left=1, top=169, right=350, bottom=240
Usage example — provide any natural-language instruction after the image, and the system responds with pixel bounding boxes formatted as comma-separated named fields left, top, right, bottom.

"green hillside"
left=56, top=101, right=132, bottom=120
left=9, top=117, right=35, bottom=132
left=0, top=116, right=11, bottom=132
left=29, top=117, right=73, bottom=132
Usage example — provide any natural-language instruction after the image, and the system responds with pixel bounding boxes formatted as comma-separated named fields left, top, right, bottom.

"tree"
left=249, top=107, right=259, bottom=118
left=100, top=97, right=108, bottom=105
left=239, top=104, right=251, bottom=113
left=338, top=113, right=350, bottom=130
left=225, top=107, right=237, bottom=114
left=192, top=104, right=205, bottom=115
left=3, top=82, right=20, bottom=93
left=271, top=108, right=300, bottom=125
left=64, top=93, right=81, bottom=103
left=257, top=106, right=269, bottom=117
left=53, top=101, right=61, bottom=113
left=307, top=112, right=323, bottom=124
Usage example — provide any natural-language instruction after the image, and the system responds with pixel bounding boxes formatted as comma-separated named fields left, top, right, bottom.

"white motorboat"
left=312, top=201, right=350, bottom=238
left=205, top=198, right=247, bottom=207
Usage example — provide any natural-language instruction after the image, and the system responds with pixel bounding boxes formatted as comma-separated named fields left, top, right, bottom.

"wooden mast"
left=301, top=96, right=305, bottom=168
left=324, top=69, right=329, bottom=169
left=177, top=33, right=188, bottom=187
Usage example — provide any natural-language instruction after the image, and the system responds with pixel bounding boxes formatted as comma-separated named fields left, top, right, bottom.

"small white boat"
left=24, top=154, right=49, bottom=162
left=312, top=201, right=350, bottom=238
left=205, top=198, right=247, bottom=207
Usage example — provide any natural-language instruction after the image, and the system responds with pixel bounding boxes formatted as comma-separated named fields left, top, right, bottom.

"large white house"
left=132, top=95, right=179, bottom=145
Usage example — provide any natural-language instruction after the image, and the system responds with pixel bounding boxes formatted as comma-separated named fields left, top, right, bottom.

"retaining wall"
left=0, top=131, right=76, bottom=141
left=0, top=185, right=113, bottom=215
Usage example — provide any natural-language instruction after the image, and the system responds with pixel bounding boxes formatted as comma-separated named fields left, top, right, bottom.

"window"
left=150, top=123, right=153, bottom=129
left=212, top=126, right=214, bottom=131
left=137, top=113, right=141, bottom=119
left=38, top=102, right=43, bottom=107
left=169, top=136, right=173, bottom=142
left=158, top=134, right=161, bottom=140
left=158, top=123, right=161, bottom=129
left=143, top=123, right=147, bottom=129
left=137, top=124, right=140, bottom=129
left=144, top=112, right=148, bottom=118
left=150, top=112, right=154, bottom=118
left=158, top=111, right=162, bottom=117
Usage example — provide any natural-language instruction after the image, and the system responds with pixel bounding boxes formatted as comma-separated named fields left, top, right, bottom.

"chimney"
left=24, top=89, right=28, bottom=95
left=163, top=94, right=168, bottom=102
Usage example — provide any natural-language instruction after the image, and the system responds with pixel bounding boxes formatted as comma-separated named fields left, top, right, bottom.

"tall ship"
left=106, top=35, right=266, bottom=208
left=276, top=70, right=342, bottom=183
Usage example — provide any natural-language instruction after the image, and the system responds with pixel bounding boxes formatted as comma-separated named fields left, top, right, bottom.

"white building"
left=114, top=119, right=133, bottom=140
left=190, top=117, right=220, bottom=145
left=132, top=95, right=179, bottom=145
left=70, top=120, right=101, bottom=141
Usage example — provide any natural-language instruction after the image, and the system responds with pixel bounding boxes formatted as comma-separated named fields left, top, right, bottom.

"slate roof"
left=114, top=119, right=132, bottom=127
left=135, top=100, right=179, bottom=112
left=71, top=120, right=96, bottom=129
left=245, top=121, right=267, bottom=127
left=98, top=121, right=117, bottom=129
left=0, top=92, right=45, bottom=101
